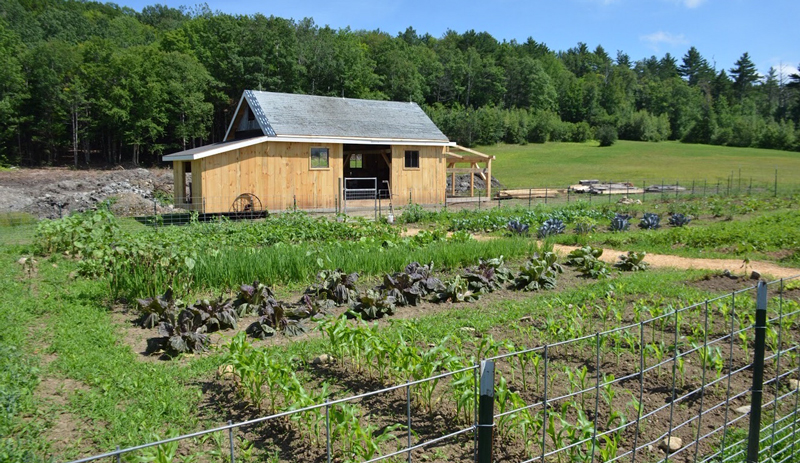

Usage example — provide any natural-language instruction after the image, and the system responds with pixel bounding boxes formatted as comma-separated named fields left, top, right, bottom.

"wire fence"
left=63, top=277, right=800, bottom=463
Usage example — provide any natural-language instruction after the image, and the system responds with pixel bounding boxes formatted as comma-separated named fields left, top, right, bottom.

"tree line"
left=1, top=0, right=799, bottom=166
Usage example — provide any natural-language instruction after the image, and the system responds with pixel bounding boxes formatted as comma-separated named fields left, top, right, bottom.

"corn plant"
left=450, top=367, right=477, bottom=424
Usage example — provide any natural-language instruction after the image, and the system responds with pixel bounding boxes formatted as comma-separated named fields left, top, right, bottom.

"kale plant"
left=506, top=220, right=530, bottom=235
left=639, top=213, right=661, bottom=230
left=610, top=214, right=631, bottom=232
left=668, top=213, right=692, bottom=227
left=537, top=218, right=566, bottom=238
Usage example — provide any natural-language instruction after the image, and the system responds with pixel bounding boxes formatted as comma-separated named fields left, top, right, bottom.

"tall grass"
left=162, top=238, right=542, bottom=295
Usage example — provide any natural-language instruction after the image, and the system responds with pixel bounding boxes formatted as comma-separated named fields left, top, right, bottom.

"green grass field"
left=477, top=140, right=800, bottom=188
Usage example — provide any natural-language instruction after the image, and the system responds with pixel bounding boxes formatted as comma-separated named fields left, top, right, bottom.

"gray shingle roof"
left=243, top=90, right=448, bottom=141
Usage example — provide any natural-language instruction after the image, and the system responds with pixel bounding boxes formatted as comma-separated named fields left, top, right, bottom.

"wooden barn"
left=163, top=91, right=494, bottom=214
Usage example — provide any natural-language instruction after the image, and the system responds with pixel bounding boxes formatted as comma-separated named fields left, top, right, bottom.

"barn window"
left=404, top=150, right=419, bottom=169
left=349, top=153, right=363, bottom=169
left=310, top=147, right=329, bottom=169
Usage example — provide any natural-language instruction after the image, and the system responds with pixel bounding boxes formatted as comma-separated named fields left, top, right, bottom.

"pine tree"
left=679, top=47, right=712, bottom=86
left=729, top=52, right=759, bottom=101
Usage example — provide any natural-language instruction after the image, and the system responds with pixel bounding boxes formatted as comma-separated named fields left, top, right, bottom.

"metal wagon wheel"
left=230, top=193, right=263, bottom=218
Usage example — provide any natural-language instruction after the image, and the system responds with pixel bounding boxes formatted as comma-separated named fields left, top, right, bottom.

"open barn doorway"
left=343, top=144, right=391, bottom=199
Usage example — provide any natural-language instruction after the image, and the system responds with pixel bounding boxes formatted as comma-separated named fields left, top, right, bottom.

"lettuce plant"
left=463, top=257, right=513, bottom=294
left=614, top=251, right=649, bottom=271
left=382, top=262, right=443, bottom=306
left=136, top=288, right=182, bottom=329
left=235, top=281, right=277, bottom=316
left=513, top=252, right=562, bottom=291
left=349, top=290, right=397, bottom=320
left=435, top=275, right=480, bottom=303
left=307, top=269, right=359, bottom=305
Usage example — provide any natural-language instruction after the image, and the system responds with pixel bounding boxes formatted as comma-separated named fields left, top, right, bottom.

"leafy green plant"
left=136, top=288, right=183, bottom=329
left=614, top=251, right=649, bottom=271
left=506, top=219, right=530, bottom=235
left=573, top=218, right=597, bottom=235
left=668, top=213, right=692, bottom=227
left=565, top=245, right=609, bottom=278
left=435, top=275, right=480, bottom=303
left=463, top=256, right=513, bottom=294
left=513, top=252, right=562, bottom=291
left=382, top=261, right=443, bottom=306
left=400, top=203, right=426, bottom=223
left=307, top=269, right=359, bottom=305
left=187, top=297, right=238, bottom=332
left=151, top=319, right=210, bottom=355
left=537, top=218, right=566, bottom=238
left=639, top=212, right=661, bottom=230
left=610, top=213, right=631, bottom=231
left=348, top=289, right=396, bottom=320
left=234, top=280, right=277, bottom=316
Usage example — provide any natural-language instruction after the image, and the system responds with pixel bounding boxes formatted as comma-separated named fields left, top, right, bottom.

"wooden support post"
left=486, top=159, right=492, bottom=199
left=451, top=171, right=456, bottom=196
left=470, top=163, right=475, bottom=197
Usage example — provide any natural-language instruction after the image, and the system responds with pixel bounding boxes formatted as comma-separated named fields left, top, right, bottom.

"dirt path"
left=551, top=244, right=800, bottom=280
left=401, top=226, right=800, bottom=279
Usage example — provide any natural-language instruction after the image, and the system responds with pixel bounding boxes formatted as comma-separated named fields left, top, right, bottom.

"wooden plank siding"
left=390, top=145, right=446, bottom=205
left=183, top=141, right=445, bottom=213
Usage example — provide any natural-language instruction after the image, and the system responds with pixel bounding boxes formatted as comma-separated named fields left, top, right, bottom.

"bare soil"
left=0, top=167, right=175, bottom=218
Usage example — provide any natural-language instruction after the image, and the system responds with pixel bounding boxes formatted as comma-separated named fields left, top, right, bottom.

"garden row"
left=136, top=246, right=649, bottom=356
left=212, top=283, right=799, bottom=463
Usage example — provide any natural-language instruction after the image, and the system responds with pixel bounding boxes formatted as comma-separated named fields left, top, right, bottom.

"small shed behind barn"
left=162, top=91, right=491, bottom=214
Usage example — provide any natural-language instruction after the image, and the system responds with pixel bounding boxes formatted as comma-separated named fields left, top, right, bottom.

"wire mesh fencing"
left=63, top=277, right=799, bottom=463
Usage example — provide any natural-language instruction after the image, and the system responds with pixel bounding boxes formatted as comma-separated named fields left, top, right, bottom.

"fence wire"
left=61, top=276, right=800, bottom=463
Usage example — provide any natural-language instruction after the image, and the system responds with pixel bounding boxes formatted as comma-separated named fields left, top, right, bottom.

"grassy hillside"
left=478, top=140, right=800, bottom=188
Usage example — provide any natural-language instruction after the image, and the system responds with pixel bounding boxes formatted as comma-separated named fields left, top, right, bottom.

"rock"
left=216, top=364, right=235, bottom=380
left=16, top=257, right=27, bottom=265
left=735, top=405, right=751, bottom=414
left=647, top=445, right=655, bottom=453
left=68, top=271, right=79, bottom=280
left=789, top=379, right=799, bottom=390
left=750, top=271, right=761, bottom=280
left=723, top=269, right=732, bottom=277
left=659, top=437, right=683, bottom=453
left=520, top=316, right=533, bottom=323
left=312, top=354, right=333, bottom=365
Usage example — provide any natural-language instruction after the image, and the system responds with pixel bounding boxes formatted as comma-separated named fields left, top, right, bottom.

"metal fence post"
left=228, top=420, right=235, bottom=463
left=746, top=281, right=768, bottom=463
left=545, top=188, right=548, bottom=205
left=774, top=168, right=778, bottom=197
left=477, top=360, right=495, bottom=463
left=325, top=400, right=332, bottom=463
left=528, top=188, right=532, bottom=209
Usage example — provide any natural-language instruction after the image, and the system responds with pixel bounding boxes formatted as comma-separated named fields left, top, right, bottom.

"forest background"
left=1, top=0, right=799, bottom=166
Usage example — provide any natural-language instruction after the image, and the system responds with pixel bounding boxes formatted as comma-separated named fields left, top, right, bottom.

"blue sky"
left=119, top=0, right=798, bottom=77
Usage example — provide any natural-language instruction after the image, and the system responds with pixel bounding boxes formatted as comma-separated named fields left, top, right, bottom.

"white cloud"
left=640, top=31, right=690, bottom=52
left=666, top=0, right=707, bottom=8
